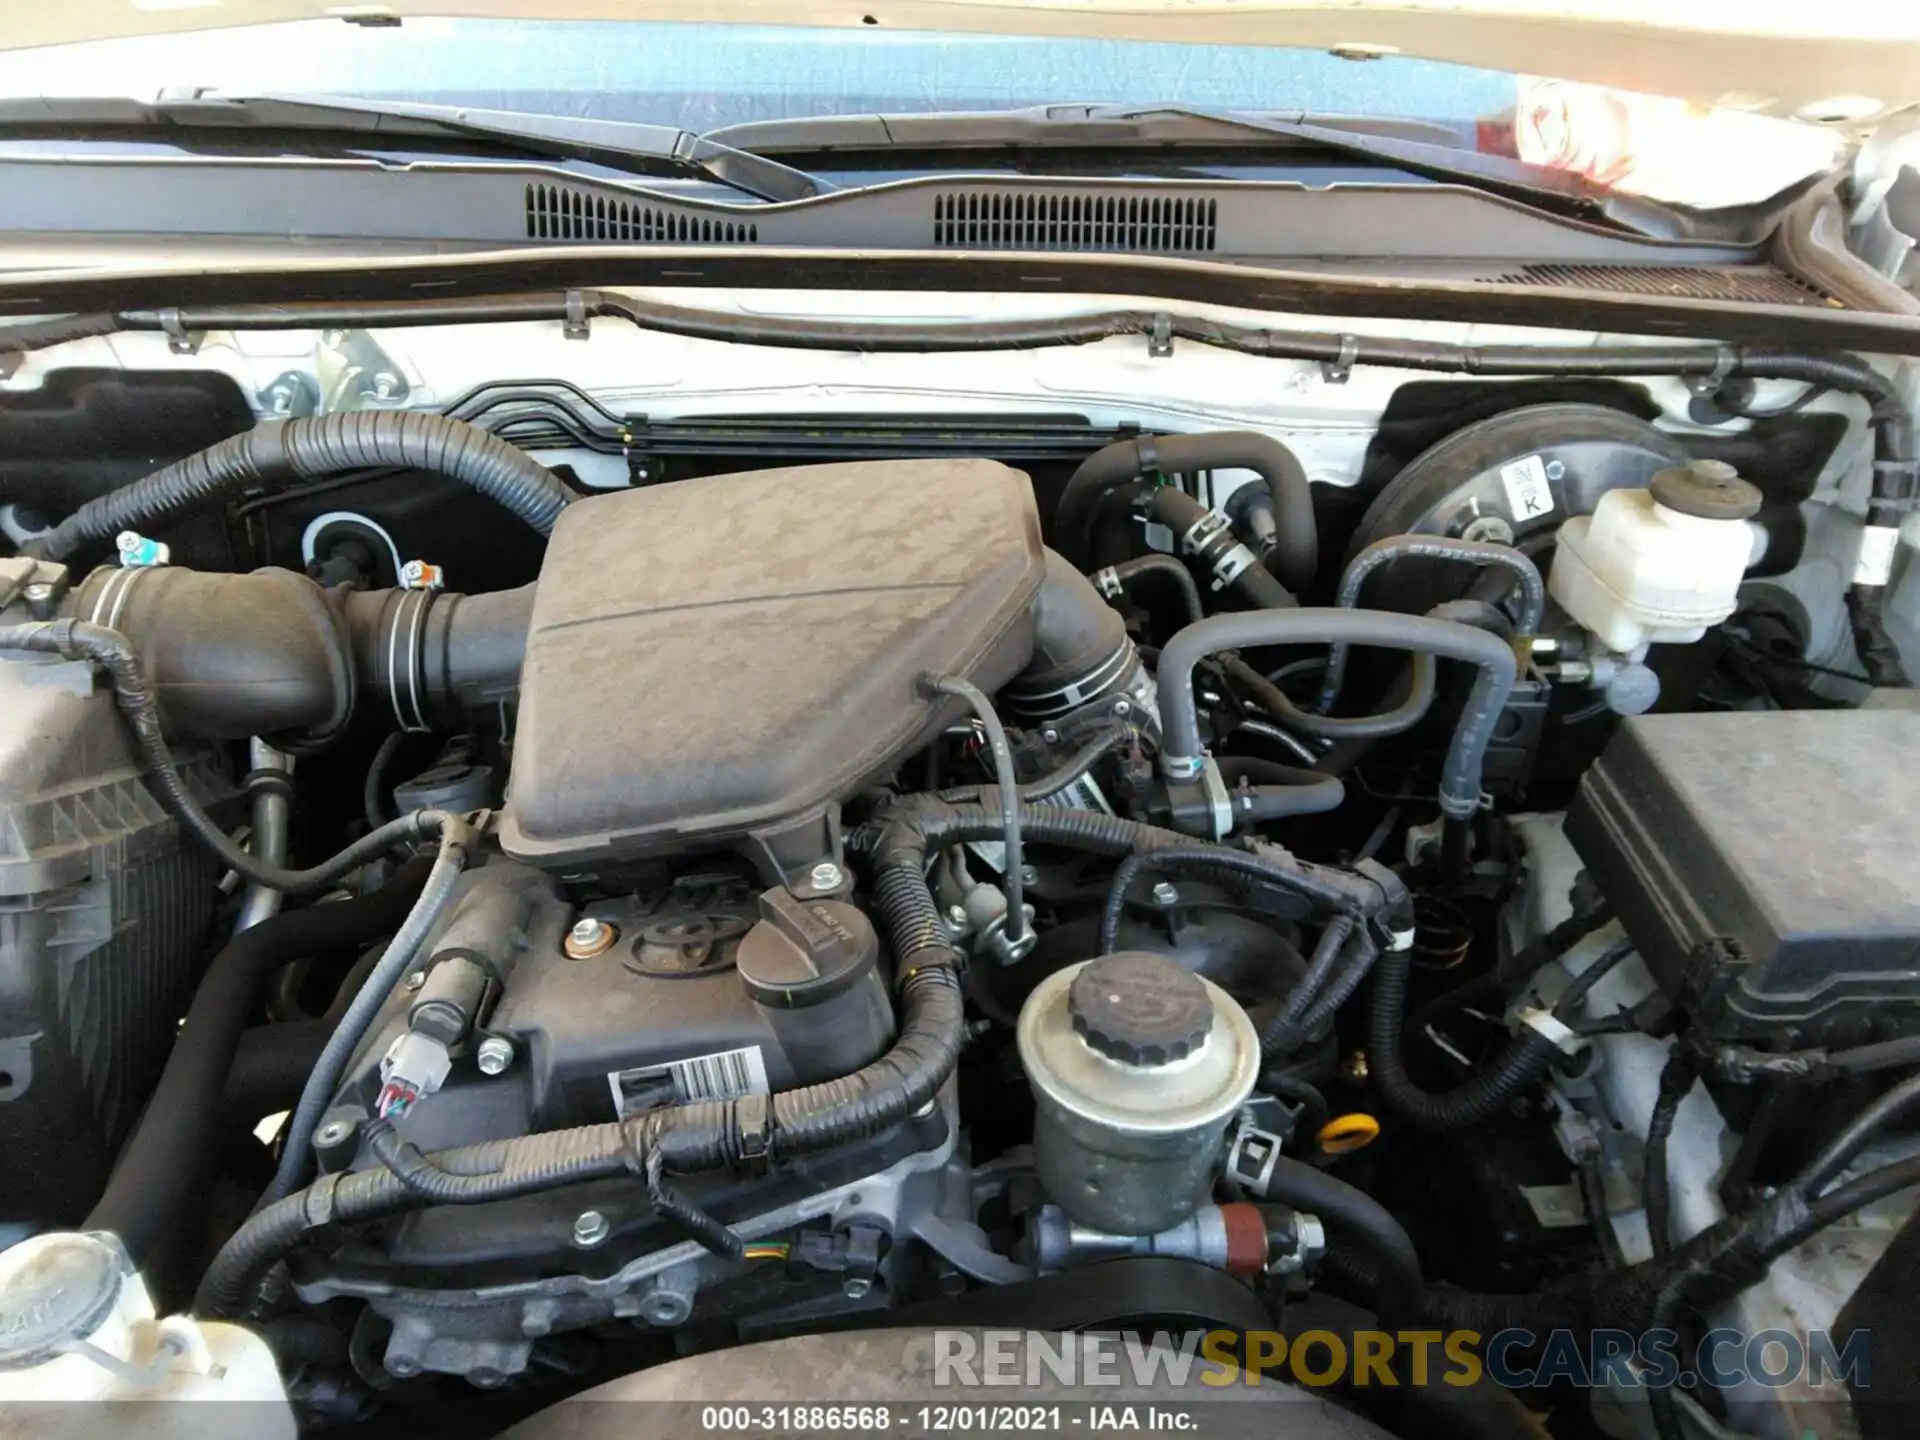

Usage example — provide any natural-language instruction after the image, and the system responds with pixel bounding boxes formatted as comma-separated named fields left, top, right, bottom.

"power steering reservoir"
left=1018, top=952, right=1260, bottom=1235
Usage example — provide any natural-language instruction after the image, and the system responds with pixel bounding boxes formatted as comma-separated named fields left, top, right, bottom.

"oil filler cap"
left=736, top=887, right=880, bottom=1010
left=1068, top=952, right=1213, bottom=1065
left=1649, top=459, right=1762, bottom=521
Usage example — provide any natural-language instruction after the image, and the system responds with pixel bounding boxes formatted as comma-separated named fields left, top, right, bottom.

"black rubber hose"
left=1272, top=928, right=1381, bottom=1060
left=84, top=861, right=432, bottom=1265
left=1259, top=915, right=1356, bottom=1058
left=1368, top=944, right=1562, bottom=1130
left=32, top=411, right=575, bottom=564
left=1097, top=553, right=1205, bottom=627
left=927, top=674, right=1024, bottom=944
left=1644, top=1053, right=1698, bottom=1263
left=363, top=731, right=406, bottom=831
left=1096, top=846, right=1360, bottom=955
left=1145, top=486, right=1297, bottom=609
left=0, top=618, right=450, bottom=894
left=1321, top=536, right=1545, bottom=713
left=1790, top=1069, right=1920, bottom=1195
left=263, top=815, right=475, bottom=1204
left=1258, top=1155, right=1423, bottom=1307
left=1213, top=757, right=1344, bottom=812
left=1157, top=609, right=1518, bottom=821
left=1220, top=649, right=1437, bottom=742
left=221, top=1020, right=333, bottom=1128
left=1054, top=431, right=1316, bottom=588
left=937, top=724, right=1139, bottom=805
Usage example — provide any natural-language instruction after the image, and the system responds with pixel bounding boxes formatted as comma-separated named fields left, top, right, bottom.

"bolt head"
left=1111, top=699, right=1133, bottom=717
left=1041, top=727, right=1061, bottom=744
left=842, top=1276, right=873, bottom=1299
left=372, top=372, right=400, bottom=400
left=1150, top=880, right=1181, bottom=907
left=21, top=582, right=53, bottom=603
left=1543, top=459, right=1568, bottom=482
left=315, top=1119, right=355, bottom=1148
left=572, top=1210, right=611, bottom=1248
left=1019, top=866, right=1039, bottom=887
left=402, top=970, right=426, bottom=992
left=809, top=861, right=844, bottom=891
left=640, top=1291, right=692, bottom=1326
left=476, top=1035, right=515, bottom=1076
left=564, top=916, right=616, bottom=958
left=945, top=904, right=969, bottom=929
left=1459, top=515, right=1516, bottom=546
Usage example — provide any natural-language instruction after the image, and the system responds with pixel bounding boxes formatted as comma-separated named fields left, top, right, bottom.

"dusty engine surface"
left=2, top=336, right=1917, bottom=1440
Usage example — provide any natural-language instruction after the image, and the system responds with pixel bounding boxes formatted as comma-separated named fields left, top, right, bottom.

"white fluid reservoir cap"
left=0, top=1232, right=127, bottom=1369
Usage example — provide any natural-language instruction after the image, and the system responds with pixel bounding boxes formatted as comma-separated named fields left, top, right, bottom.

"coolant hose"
left=1259, top=1155, right=1423, bottom=1307
left=0, top=618, right=452, bottom=892
left=1146, top=487, right=1297, bottom=609
left=1158, top=609, right=1519, bottom=820
left=1094, top=553, right=1205, bottom=627
left=85, top=860, right=433, bottom=1267
left=1054, top=431, right=1316, bottom=589
left=32, top=411, right=575, bottom=563
left=262, top=816, right=475, bottom=1204
left=1319, top=536, right=1544, bottom=713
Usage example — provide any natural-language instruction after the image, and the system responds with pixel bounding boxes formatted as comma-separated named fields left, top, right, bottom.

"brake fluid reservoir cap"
left=0, top=1232, right=126, bottom=1369
left=1650, top=459, right=1762, bottom=521
left=1068, top=952, right=1213, bottom=1065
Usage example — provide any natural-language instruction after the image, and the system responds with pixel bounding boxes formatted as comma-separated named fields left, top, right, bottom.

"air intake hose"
left=31, top=411, right=575, bottom=564
left=51, top=570, right=534, bottom=742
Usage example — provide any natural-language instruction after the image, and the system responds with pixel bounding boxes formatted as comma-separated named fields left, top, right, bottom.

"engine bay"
left=1, top=303, right=1917, bottom=1437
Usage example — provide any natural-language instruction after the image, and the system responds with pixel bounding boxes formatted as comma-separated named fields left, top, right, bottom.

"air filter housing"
left=500, top=458, right=1045, bottom=872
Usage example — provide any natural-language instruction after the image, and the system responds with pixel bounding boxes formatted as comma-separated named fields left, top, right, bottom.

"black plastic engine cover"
left=500, top=457, right=1045, bottom=870
left=1566, top=707, right=1920, bottom=1045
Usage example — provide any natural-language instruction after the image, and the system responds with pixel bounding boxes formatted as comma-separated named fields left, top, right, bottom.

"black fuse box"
left=1565, top=707, right=1920, bottom=1045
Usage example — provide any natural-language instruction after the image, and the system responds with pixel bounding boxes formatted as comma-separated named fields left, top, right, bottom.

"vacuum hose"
left=1157, top=608, right=1519, bottom=820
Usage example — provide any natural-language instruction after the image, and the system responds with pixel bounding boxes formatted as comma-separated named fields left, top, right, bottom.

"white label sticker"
left=1854, top=524, right=1902, bottom=586
left=1498, top=454, right=1557, bottom=521
left=608, top=1045, right=769, bottom=1117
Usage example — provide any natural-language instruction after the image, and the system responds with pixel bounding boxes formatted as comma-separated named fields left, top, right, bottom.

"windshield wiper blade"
left=0, top=92, right=827, bottom=204
left=707, top=103, right=1675, bottom=235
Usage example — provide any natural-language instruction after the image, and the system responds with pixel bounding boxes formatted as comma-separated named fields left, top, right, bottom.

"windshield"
left=0, top=18, right=1513, bottom=135
left=0, top=16, right=1845, bottom=210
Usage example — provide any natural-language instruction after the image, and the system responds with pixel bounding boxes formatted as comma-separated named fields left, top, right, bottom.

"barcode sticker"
left=1854, top=524, right=1902, bottom=586
left=1499, top=454, right=1557, bottom=521
left=608, top=1044, right=769, bottom=1117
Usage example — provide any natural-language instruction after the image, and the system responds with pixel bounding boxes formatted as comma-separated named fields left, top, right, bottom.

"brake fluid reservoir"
left=1019, top=953, right=1259, bottom=1235
left=0, top=1231, right=291, bottom=1428
left=1548, top=460, right=1763, bottom=652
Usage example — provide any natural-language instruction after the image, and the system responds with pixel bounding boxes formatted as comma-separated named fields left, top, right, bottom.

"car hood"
left=11, top=1, right=1920, bottom=122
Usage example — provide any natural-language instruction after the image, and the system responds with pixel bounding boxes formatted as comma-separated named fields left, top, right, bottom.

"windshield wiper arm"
left=707, top=103, right=1676, bottom=234
left=0, top=92, right=827, bottom=204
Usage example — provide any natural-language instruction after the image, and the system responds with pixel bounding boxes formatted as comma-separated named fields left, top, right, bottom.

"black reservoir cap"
left=736, top=888, right=880, bottom=1010
left=1068, top=952, right=1213, bottom=1066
